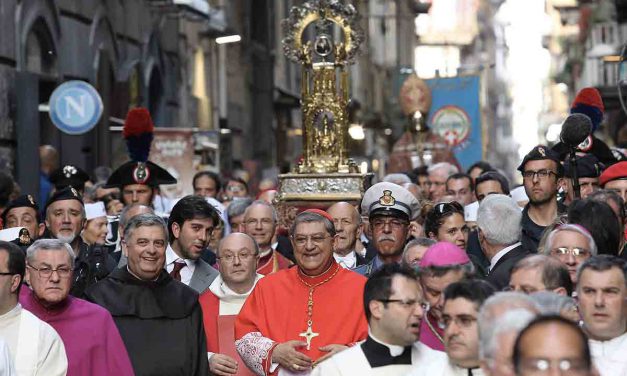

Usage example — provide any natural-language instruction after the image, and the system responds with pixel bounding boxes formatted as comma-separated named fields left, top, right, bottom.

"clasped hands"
left=271, top=341, right=348, bottom=373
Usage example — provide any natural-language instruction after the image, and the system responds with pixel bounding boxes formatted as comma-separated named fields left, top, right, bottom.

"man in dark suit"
left=477, top=194, right=530, bottom=291
left=166, top=195, right=219, bottom=293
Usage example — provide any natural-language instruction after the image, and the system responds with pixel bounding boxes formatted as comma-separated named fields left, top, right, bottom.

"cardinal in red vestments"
left=235, top=210, right=368, bottom=376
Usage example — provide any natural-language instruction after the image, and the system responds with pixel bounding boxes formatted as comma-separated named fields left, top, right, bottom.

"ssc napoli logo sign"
left=48, top=80, right=103, bottom=135
left=430, top=105, right=471, bottom=148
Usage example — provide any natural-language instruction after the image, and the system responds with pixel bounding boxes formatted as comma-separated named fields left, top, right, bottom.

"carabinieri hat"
left=1, top=194, right=39, bottom=225
left=563, top=154, right=603, bottom=179
left=105, top=108, right=176, bottom=188
left=49, top=165, right=91, bottom=192
left=45, top=186, right=84, bottom=212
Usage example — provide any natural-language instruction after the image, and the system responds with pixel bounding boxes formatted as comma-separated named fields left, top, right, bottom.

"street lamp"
left=348, top=124, right=365, bottom=140
left=216, top=35, right=241, bottom=44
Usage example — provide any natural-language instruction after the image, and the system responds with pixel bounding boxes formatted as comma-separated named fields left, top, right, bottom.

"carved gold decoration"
left=282, top=0, right=363, bottom=174
left=277, top=173, right=367, bottom=201
left=276, top=0, right=370, bottom=223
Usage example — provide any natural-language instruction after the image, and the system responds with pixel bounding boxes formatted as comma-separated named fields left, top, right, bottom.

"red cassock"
left=200, top=291, right=256, bottom=376
left=256, top=250, right=292, bottom=275
left=234, top=261, right=368, bottom=376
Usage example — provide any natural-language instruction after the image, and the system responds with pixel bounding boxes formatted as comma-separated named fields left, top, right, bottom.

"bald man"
left=327, top=202, right=367, bottom=269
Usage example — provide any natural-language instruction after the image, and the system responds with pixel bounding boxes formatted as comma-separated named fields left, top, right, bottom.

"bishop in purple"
left=19, top=239, right=134, bottom=376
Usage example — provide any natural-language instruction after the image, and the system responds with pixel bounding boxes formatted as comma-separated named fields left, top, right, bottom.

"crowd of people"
left=0, top=89, right=625, bottom=376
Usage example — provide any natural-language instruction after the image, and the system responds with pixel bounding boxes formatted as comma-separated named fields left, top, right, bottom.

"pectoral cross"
left=299, top=325, right=319, bottom=350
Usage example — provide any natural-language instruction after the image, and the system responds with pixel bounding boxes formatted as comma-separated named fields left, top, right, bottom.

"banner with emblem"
left=425, top=75, right=482, bottom=170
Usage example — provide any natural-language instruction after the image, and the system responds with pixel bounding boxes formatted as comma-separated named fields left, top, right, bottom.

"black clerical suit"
left=85, top=267, right=209, bottom=376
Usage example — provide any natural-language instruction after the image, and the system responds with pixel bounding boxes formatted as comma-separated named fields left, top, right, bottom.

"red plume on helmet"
left=123, top=108, right=154, bottom=162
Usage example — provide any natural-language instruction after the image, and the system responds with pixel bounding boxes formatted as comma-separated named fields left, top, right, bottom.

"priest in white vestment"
left=577, top=256, right=627, bottom=376
left=313, top=264, right=446, bottom=376
left=0, top=337, right=15, bottom=376
left=199, top=232, right=263, bottom=376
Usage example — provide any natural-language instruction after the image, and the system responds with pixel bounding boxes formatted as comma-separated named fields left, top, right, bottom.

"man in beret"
left=1, top=194, right=45, bottom=241
left=49, top=165, right=91, bottom=195
left=44, top=187, right=116, bottom=297
left=600, top=161, right=627, bottom=202
left=560, top=154, right=603, bottom=205
left=518, top=145, right=566, bottom=253
left=356, top=182, right=420, bottom=276
left=105, top=108, right=176, bottom=208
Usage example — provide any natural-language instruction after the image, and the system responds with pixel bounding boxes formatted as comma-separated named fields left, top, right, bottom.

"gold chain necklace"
left=424, top=312, right=444, bottom=344
left=296, top=263, right=340, bottom=350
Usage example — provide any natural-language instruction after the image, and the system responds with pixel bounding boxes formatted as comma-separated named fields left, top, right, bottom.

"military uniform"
left=356, top=182, right=421, bottom=276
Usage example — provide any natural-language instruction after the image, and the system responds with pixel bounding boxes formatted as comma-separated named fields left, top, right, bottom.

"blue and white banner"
left=425, top=75, right=482, bottom=170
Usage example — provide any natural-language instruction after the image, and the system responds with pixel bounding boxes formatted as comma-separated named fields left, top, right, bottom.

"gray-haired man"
left=477, top=194, right=530, bottom=291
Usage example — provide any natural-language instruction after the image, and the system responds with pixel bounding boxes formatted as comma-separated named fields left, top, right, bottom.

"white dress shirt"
left=488, top=242, right=521, bottom=272
left=165, top=245, right=196, bottom=286
left=334, top=251, right=357, bottom=269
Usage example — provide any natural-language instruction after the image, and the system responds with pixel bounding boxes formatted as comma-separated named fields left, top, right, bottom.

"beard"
left=55, top=232, right=77, bottom=244
left=529, top=190, right=556, bottom=205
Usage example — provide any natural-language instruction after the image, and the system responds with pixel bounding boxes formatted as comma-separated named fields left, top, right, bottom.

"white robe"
left=590, top=331, right=627, bottom=376
left=206, top=273, right=263, bottom=361
left=407, top=357, right=486, bottom=376
left=0, top=304, right=67, bottom=376
left=312, top=339, right=447, bottom=376
left=0, top=337, right=15, bottom=376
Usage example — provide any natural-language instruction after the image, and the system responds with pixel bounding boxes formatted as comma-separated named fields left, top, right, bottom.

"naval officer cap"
left=361, top=182, right=421, bottom=221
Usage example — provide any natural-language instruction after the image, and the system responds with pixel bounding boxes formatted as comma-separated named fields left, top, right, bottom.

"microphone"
left=560, top=113, right=592, bottom=147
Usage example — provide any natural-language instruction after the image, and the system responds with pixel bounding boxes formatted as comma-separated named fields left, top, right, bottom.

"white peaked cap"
left=85, top=202, right=107, bottom=220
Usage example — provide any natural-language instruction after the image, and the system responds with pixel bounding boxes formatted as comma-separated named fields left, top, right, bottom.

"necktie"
left=170, top=260, right=186, bottom=281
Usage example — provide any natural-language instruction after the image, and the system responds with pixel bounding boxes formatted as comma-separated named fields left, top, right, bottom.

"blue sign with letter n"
left=48, top=80, right=103, bottom=135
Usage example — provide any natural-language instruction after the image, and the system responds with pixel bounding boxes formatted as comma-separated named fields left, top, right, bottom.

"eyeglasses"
left=379, top=299, right=430, bottom=311
left=519, top=358, right=589, bottom=374
left=522, top=170, right=557, bottom=180
left=27, top=264, right=72, bottom=279
left=217, top=251, right=258, bottom=263
left=0, top=271, right=16, bottom=277
left=439, top=314, right=477, bottom=329
left=226, top=185, right=245, bottom=193
left=550, top=247, right=590, bottom=258
left=292, top=235, right=331, bottom=246
left=371, top=218, right=409, bottom=231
